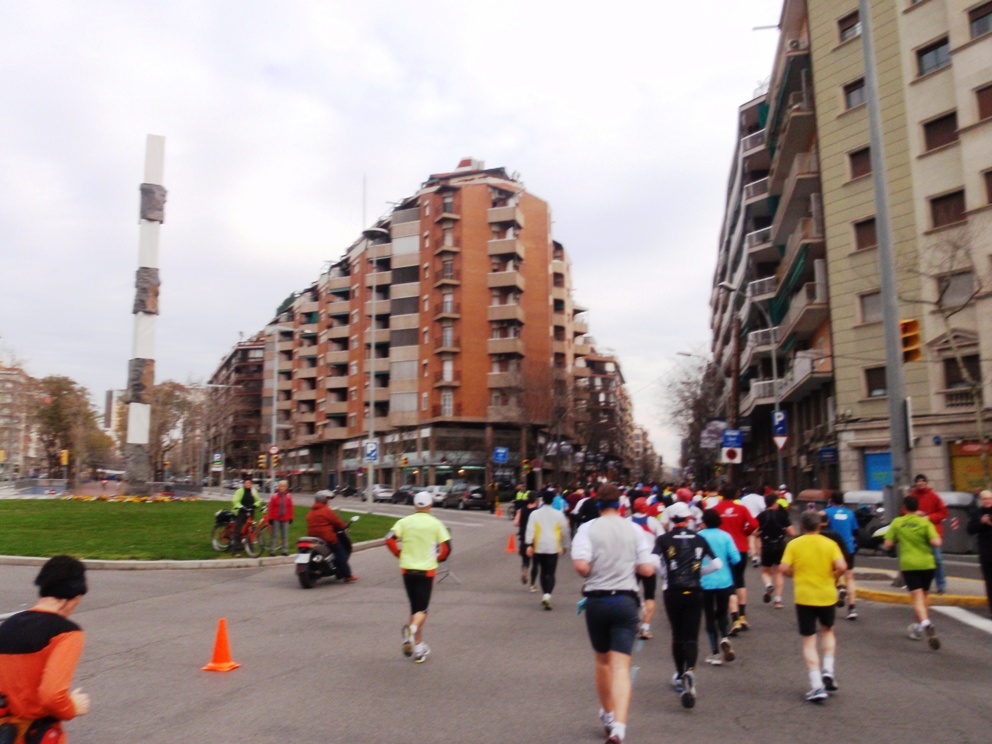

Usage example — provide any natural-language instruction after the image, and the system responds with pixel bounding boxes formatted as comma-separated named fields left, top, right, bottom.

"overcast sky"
left=0, top=0, right=782, bottom=465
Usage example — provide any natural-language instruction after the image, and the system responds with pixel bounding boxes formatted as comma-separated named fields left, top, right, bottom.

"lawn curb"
left=0, top=538, right=386, bottom=570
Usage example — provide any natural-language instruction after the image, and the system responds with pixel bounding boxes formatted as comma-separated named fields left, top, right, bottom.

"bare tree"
left=664, top=358, right=725, bottom=484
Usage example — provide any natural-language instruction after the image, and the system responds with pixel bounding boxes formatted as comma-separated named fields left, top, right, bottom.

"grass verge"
left=0, top=500, right=395, bottom=561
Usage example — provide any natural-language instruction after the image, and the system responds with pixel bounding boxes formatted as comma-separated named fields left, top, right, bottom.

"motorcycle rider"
left=305, top=492, right=357, bottom=582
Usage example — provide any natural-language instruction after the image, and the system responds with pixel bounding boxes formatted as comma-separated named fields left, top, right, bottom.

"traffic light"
left=163, top=460, right=170, bottom=469
left=900, top=319, right=922, bottom=362
left=257, top=454, right=267, bottom=468
left=401, top=455, right=409, bottom=467
left=272, top=454, right=279, bottom=468
left=522, top=459, right=531, bottom=473
left=59, top=449, right=69, bottom=466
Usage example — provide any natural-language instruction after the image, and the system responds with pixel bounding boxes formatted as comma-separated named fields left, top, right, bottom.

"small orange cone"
left=504, top=533, right=517, bottom=553
left=202, top=618, right=240, bottom=672
left=495, top=501, right=503, bottom=518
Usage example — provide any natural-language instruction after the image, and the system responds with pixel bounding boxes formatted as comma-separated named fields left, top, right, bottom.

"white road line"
left=933, top=605, right=992, bottom=636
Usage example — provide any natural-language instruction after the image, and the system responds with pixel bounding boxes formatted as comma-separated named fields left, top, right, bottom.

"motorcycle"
left=295, top=516, right=360, bottom=589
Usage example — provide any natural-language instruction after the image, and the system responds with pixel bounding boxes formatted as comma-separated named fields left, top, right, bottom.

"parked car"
left=441, top=484, right=491, bottom=510
left=371, top=484, right=395, bottom=503
left=393, top=487, right=418, bottom=505
left=425, top=484, right=450, bottom=507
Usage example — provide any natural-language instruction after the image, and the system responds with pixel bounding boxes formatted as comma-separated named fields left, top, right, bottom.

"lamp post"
left=718, top=281, right=784, bottom=488
left=269, top=325, right=295, bottom=493
left=362, top=226, right=390, bottom=513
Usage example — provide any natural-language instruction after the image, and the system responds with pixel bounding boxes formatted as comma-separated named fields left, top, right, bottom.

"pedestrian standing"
left=267, top=480, right=294, bottom=556
left=385, top=492, right=452, bottom=664
left=779, top=510, right=847, bottom=703
left=0, top=556, right=91, bottom=741
left=966, top=489, right=992, bottom=618
left=884, top=494, right=942, bottom=650
left=571, top=484, right=655, bottom=744
left=654, top=502, right=721, bottom=709
left=525, top=490, right=571, bottom=610
left=713, top=486, right=758, bottom=633
left=910, top=474, right=948, bottom=593
left=698, top=509, right=740, bottom=666
left=756, top=493, right=796, bottom=609
left=823, top=493, right=859, bottom=619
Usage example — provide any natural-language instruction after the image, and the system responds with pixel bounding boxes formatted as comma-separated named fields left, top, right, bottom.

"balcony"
left=552, top=339, right=568, bottom=355
left=573, top=340, right=591, bottom=357
left=433, top=241, right=460, bottom=256
left=487, top=371, right=524, bottom=389
left=488, top=271, right=526, bottom=292
left=779, top=215, right=825, bottom=287
left=487, top=304, right=525, bottom=323
left=365, top=298, right=390, bottom=316
left=739, top=379, right=778, bottom=417
left=365, top=328, right=390, bottom=345
left=573, top=318, right=589, bottom=335
left=771, top=151, right=819, bottom=244
left=739, top=326, right=780, bottom=372
left=296, top=411, right=317, bottom=423
left=324, top=324, right=350, bottom=341
left=367, top=242, right=392, bottom=260
left=432, top=403, right=463, bottom=418
left=434, top=336, right=461, bottom=353
left=325, top=349, right=349, bottom=365
left=324, top=274, right=350, bottom=291
left=433, top=268, right=461, bottom=288
left=487, top=205, right=525, bottom=229
left=297, top=367, right=318, bottom=379
left=779, top=281, right=828, bottom=342
left=325, top=376, right=348, bottom=389
left=747, top=275, right=777, bottom=300
left=573, top=365, right=591, bottom=377
left=744, top=226, right=777, bottom=264
left=743, top=177, right=770, bottom=204
left=486, top=404, right=523, bottom=421
left=740, top=128, right=766, bottom=155
left=488, top=337, right=525, bottom=356
left=433, top=370, right=462, bottom=387
left=487, top=237, right=525, bottom=261
left=365, top=270, right=391, bottom=288
left=391, top=206, right=419, bottom=224
left=943, top=388, right=977, bottom=408
left=433, top=301, right=461, bottom=320
left=770, top=90, right=816, bottom=189
left=298, top=300, right=319, bottom=314
left=297, top=388, right=317, bottom=401
left=277, top=378, right=293, bottom=391
left=326, top=298, right=350, bottom=316
left=780, top=350, right=832, bottom=403
left=278, top=340, right=295, bottom=352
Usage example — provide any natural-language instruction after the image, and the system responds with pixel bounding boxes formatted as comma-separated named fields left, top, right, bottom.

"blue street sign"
left=722, top=429, right=743, bottom=449
left=772, top=410, right=788, bottom=436
left=364, top=440, right=379, bottom=462
left=493, top=446, right=509, bottom=464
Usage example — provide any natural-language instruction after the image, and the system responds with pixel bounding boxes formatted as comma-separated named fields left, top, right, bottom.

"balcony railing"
left=432, top=403, right=462, bottom=417
left=780, top=215, right=824, bottom=280
left=779, top=281, right=828, bottom=337
left=745, top=226, right=773, bottom=249
left=744, top=177, right=770, bottom=201
left=747, top=276, right=778, bottom=298
left=433, top=370, right=462, bottom=385
left=740, top=128, right=767, bottom=153
left=434, top=336, right=461, bottom=351
left=487, top=205, right=525, bottom=228
left=487, top=237, right=526, bottom=260
left=433, top=301, right=461, bottom=317
left=943, top=388, right=976, bottom=408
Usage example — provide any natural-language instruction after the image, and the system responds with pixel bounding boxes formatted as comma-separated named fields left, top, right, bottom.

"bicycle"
left=211, top=507, right=270, bottom=558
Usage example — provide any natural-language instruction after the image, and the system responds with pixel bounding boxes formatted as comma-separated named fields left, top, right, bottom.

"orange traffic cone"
left=495, top=501, right=503, bottom=518
left=202, top=618, right=240, bottom=672
left=504, top=533, right=517, bottom=553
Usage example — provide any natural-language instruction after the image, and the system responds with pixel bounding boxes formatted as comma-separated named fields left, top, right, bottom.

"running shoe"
left=670, top=672, right=684, bottom=693
left=520, top=567, right=527, bottom=585
left=719, top=637, right=735, bottom=663
left=836, top=586, right=847, bottom=608
left=822, top=673, right=838, bottom=692
left=542, top=593, right=553, bottom=611
left=599, top=709, right=614, bottom=737
left=805, top=687, right=828, bottom=703
left=606, top=736, right=622, bottom=744
left=924, top=623, right=940, bottom=650
left=773, top=598, right=783, bottom=609
left=529, top=584, right=538, bottom=593
left=638, top=625, right=653, bottom=640
left=907, top=623, right=922, bottom=640
left=343, top=576, right=359, bottom=583
left=763, top=584, right=773, bottom=603
left=413, top=643, right=431, bottom=663
left=751, top=556, right=760, bottom=568
left=705, top=653, right=722, bottom=666
left=680, top=671, right=696, bottom=709
left=738, top=617, right=750, bottom=631
left=846, top=607, right=858, bottom=620
left=401, top=624, right=414, bottom=657
left=729, top=618, right=743, bottom=637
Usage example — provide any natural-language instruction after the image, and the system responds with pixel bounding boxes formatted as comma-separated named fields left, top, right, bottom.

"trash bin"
left=939, top=491, right=979, bottom=554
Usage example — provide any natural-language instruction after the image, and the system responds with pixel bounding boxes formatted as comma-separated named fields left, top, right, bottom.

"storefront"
left=948, top=441, right=992, bottom=492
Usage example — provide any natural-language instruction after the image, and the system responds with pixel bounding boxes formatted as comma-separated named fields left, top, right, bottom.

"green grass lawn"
left=0, top=500, right=395, bottom=561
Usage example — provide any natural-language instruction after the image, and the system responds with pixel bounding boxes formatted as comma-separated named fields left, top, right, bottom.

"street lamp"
left=269, top=324, right=295, bottom=492
left=362, top=226, right=390, bottom=513
left=718, top=281, right=784, bottom=487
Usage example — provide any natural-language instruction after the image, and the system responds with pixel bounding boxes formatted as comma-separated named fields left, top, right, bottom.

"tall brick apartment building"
left=222, top=159, right=635, bottom=491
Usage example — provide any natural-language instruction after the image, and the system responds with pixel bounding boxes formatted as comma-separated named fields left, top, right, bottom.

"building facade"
left=208, top=333, right=266, bottom=477
left=0, top=365, right=39, bottom=478
left=712, top=0, right=992, bottom=493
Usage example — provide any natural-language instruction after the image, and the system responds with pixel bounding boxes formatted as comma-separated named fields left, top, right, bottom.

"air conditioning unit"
left=788, top=39, right=803, bottom=50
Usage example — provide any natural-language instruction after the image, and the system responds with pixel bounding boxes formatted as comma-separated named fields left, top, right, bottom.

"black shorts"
left=402, top=572, right=435, bottom=615
left=845, top=551, right=856, bottom=570
left=638, top=573, right=657, bottom=601
left=760, top=542, right=785, bottom=567
left=584, top=594, right=639, bottom=655
left=795, top=604, right=836, bottom=636
left=731, top=555, right=748, bottom=589
left=903, top=569, right=935, bottom=592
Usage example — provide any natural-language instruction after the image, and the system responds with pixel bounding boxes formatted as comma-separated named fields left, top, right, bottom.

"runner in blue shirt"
left=824, top=493, right=858, bottom=620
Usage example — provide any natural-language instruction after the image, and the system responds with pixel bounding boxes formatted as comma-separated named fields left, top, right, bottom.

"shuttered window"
left=923, top=112, right=958, bottom=151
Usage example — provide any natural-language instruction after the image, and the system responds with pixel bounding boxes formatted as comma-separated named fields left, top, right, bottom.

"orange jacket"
left=306, top=502, right=346, bottom=544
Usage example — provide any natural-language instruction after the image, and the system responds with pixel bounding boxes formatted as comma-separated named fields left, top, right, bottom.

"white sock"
left=920, top=618, right=932, bottom=628
left=641, top=623, right=650, bottom=632
left=610, top=722, right=626, bottom=741
left=809, top=668, right=823, bottom=690
left=599, top=708, right=614, bottom=724
left=414, top=642, right=427, bottom=653
left=823, top=655, right=835, bottom=676
left=409, top=623, right=418, bottom=635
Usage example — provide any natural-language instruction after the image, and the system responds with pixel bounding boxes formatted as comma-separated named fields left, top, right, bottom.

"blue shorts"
left=584, top=593, right=639, bottom=655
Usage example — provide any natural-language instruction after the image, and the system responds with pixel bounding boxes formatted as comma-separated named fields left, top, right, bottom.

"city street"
left=2, top=506, right=991, bottom=743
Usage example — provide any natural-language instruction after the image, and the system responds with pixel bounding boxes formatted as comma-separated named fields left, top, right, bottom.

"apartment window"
left=923, top=111, right=958, bottom=151
left=441, top=322, right=454, bottom=347
left=938, top=271, right=975, bottom=308
left=944, top=355, right=981, bottom=389
left=391, top=296, right=419, bottom=316
left=985, top=170, right=992, bottom=203
left=978, top=85, right=992, bottom=121
left=349, top=413, right=357, bottom=428
left=349, top=388, right=356, bottom=401
left=390, top=360, right=418, bottom=380
left=971, top=2, right=992, bottom=38
left=839, top=11, right=861, bottom=42
left=349, top=362, right=358, bottom=375
left=930, top=190, right=966, bottom=228
left=860, top=291, right=882, bottom=323
left=865, top=367, right=887, bottom=398
left=854, top=217, right=878, bottom=250
left=392, top=265, right=419, bottom=285
left=849, top=147, right=872, bottom=178
left=440, top=391, right=453, bottom=416
left=389, top=328, right=419, bottom=347
left=421, top=392, right=428, bottom=411
left=351, top=335, right=358, bottom=350
left=917, top=37, right=950, bottom=76
left=844, top=79, right=866, bottom=109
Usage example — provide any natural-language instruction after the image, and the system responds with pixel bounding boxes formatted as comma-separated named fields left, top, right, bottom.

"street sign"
left=268, top=445, right=280, bottom=456
left=530, top=458, right=542, bottom=470
left=721, top=429, right=743, bottom=449
left=212, top=452, right=222, bottom=465
left=364, top=439, right=379, bottom=462
left=773, top=435, right=788, bottom=451
left=720, top=447, right=741, bottom=464
left=772, top=410, right=788, bottom=436
left=493, top=446, right=509, bottom=464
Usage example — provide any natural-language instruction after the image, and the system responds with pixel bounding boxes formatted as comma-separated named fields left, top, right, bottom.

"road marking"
left=934, top=606, right=992, bottom=636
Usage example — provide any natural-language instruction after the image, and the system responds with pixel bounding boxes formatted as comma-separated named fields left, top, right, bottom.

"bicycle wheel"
left=211, top=524, right=231, bottom=552
left=255, top=524, right=271, bottom=554
left=243, top=526, right=260, bottom=558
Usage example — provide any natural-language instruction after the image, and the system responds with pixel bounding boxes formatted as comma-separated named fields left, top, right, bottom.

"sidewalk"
left=855, top=568, right=988, bottom=609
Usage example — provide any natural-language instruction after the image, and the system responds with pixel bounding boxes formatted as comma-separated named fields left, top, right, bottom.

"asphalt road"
left=2, top=504, right=991, bottom=744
